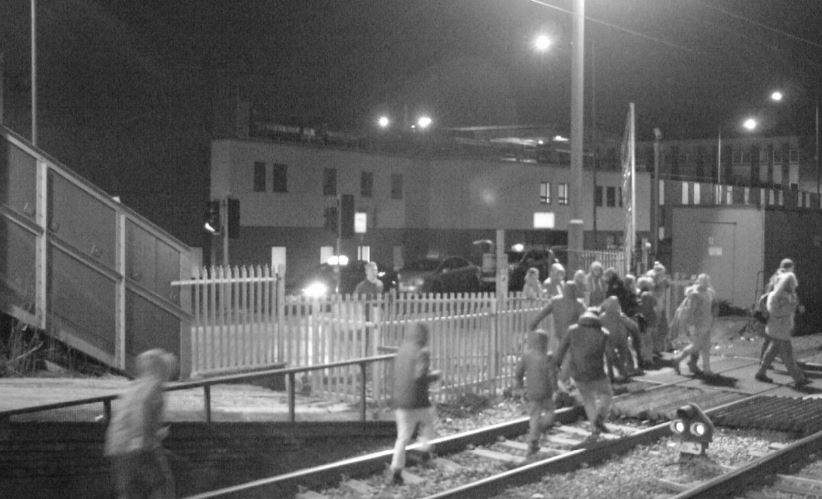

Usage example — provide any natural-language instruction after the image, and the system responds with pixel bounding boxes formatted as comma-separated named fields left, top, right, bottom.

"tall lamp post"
left=568, top=0, right=585, bottom=271
left=769, top=89, right=821, bottom=197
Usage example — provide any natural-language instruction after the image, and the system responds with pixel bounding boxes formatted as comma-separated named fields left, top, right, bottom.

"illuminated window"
left=539, top=181, right=551, bottom=204
left=320, top=246, right=334, bottom=264
left=557, top=183, right=568, bottom=205
left=533, top=212, right=555, bottom=229
left=357, top=246, right=370, bottom=261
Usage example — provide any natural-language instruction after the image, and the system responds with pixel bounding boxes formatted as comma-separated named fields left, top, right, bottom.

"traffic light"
left=227, top=198, right=240, bottom=239
left=340, top=194, right=354, bottom=239
left=204, top=200, right=220, bottom=234
left=669, top=403, right=714, bottom=456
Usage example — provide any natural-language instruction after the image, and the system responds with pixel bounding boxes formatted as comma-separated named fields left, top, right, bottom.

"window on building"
left=272, top=163, right=287, bottom=192
left=539, top=181, right=551, bottom=204
left=360, top=171, right=374, bottom=197
left=742, top=147, right=751, bottom=164
left=320, top=246, right=334, bottom=265
left=253, top=162, right=266, bottom=192
left=557, top=183, right=568, bottom=205
left=594, top=186, right=603, bottom=207
left=357, top=246, right=371, bottom=261
left=606, top=186, right=616, bottom=207
left=789, top=147, right=799, bottom=163
left=618, top=186, right=623, bottom=207
left=323, top=168, right=337, bottom=196
left=390, top=173, right=403, bottom=199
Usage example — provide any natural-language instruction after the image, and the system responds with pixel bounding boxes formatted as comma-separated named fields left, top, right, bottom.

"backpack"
left=754, top=292, right=769, bottom=323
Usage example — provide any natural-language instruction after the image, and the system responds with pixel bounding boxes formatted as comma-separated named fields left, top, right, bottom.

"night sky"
left=1, top=0, right=821, bottom=246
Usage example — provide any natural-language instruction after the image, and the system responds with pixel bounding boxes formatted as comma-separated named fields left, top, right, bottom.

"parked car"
left=298, top=260, right=397, bottom=298
left=507, top=248, right=558, bottom=291
left=397, top=256, right=482, bottom=294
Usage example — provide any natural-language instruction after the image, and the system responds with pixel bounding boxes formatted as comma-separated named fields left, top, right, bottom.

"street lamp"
left=377, top=115, right=390, bottom=129
left=534, top=34, right=553, bottom=52
left=769, top=88, right=821, bottom=196
left=742, top=118, right=758, bottom=131
left=770, top=91, right=783, bottom=103
left=416, top=115, right=432, bottom=130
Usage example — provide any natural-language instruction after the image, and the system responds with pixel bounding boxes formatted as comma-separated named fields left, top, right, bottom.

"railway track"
left=187, top=382, right=754, bottom=498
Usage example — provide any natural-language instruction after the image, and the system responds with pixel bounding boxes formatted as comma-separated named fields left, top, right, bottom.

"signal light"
left=670, top=403, right=715, bottom=457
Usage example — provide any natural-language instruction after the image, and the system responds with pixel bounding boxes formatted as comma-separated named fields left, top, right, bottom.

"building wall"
left=671, top=206, right=764, bottom=307
left=211, top=138, right=652, bottom=287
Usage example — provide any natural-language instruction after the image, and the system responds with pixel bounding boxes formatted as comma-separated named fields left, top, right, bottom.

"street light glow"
left=742, top=118, right=758, bottom=131
left=770, top=90, right=784, bottom=102
left=417, top=115, right=432, bottom=129
left=377, top=115, right=390, bottom=128
left=534, top=34, right=552, bottom=52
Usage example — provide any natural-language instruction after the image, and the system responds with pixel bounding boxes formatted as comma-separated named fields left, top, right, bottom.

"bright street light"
left=416, top=115, right=432, bottom=129
left=377, top=115, right=390, bottom=128
left=770, top=90, right=784, bottom=102
left=534, top=34, right=553, bottom=52
left=742, top=118, right=758, bottom=131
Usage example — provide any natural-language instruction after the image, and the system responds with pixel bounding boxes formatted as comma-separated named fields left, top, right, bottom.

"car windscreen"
left=403, top=259, right=440, bottom=271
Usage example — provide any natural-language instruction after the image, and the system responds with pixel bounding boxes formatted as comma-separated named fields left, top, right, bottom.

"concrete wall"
left=671, top=206, right=765, bottom=307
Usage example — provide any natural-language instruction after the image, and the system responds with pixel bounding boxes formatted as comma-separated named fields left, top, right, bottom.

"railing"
left=0, top=354, right=395, bottom=425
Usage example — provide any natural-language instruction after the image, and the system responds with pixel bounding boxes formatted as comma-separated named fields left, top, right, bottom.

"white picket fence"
left=173, top=265, right=690, bottom=406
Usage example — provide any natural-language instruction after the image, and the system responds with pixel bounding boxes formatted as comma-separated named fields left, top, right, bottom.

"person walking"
left=670, top=274, right=716, bottom=376
left=637, top=276, right=659, bottom=366
left=599, top=296, right=639, bottom=381
left=105, top=349, right=177, bottom=499
left=513, top=329, right=558, bottom=458
left=528, top=281, right=586, bottom=387
left=586, top=261, right=607, bottom=307
left=523, top=267, right=544, bottom=301
left=354, top=261, right=384, bottom=297
left=388, top=323, right=442, bottom=486
left=754, top=272, right=810, bottom=389
left=759, top=258, right=798, bottom=360
left=543, top=263, right=566, bottom=299
left=556, top=308, right=615, bottom=439
left=647, top=262, right=671, bottom=352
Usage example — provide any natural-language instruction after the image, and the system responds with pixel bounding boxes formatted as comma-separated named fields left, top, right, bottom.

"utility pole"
left=335, top=194, right=342, bottom=293
left=568, top=0, right=585, bottom=270
left=31, top=0, right=37, bottom=145
left=590, top=37, right=598, bottom=247
left=651, top=128, right=662, bottom=259
left=0, top=52, right=4, bottom=126
left=220, top=197, right=229, bottom=267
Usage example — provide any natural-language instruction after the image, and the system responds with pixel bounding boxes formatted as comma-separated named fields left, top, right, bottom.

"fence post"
left=371, top=305, right=382, bottom=402
left=490, top=295, right=499, bottom=395
left=360, top=361, right=367, bottom=422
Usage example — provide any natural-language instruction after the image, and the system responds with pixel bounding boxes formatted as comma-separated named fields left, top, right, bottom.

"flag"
left=620, top=103, right=636, bottom=275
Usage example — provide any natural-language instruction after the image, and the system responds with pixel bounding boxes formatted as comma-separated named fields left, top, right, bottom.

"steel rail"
left=674, top=429, right=822, bottom=498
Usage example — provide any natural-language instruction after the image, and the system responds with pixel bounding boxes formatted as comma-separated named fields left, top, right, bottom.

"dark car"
left=298, top=260, right=397, bottom=298
left=506, top=248, right=558, bottom=291
left=397, top=256, right=482, bottom=294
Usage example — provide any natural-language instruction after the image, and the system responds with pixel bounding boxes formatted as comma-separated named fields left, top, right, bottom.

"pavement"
left=3, top=316, right=822, bottom=422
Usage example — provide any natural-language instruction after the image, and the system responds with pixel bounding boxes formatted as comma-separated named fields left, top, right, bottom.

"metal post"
left=590, top=38, right=598, bottom=247
left=815, top=96, right=820, bottom=198
left=204, top=385, right=212, bottom=424
left=651, top=128, right=661, bottom=258
left=335, top=194, right=342, bottom=293
left=288, top=372, right=296, bottom=422
left=360, top=362, right=367, bottom=422
left=30, top=0, right=37, bottom=145
left=568, top=0, right=586, bottom=269
left=716, top=128, right=722, bottom=184
left=0, top=52, right=5, bottom=126
left=220, top=198, right=229, bottom=267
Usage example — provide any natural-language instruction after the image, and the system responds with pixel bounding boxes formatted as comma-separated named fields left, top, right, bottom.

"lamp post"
left=568, top=0, right=585, bottom=271
left=716, top=117, right=758, bottom=185
left=770, top=88, right=821, bottom=197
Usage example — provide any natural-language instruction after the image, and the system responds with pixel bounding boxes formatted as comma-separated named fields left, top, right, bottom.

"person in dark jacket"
left=388, top=323, right=442, bottom=486
left=599, top=296, right=638, bottom=381
left=528, top=281, right=586, bottom=388
left=556, top=308, right=615, bottom=439
left=514, top=329, right=558, bottom=457
left=105, top=349, right=177, bottom=499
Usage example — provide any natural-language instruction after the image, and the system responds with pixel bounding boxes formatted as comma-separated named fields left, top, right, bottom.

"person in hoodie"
left=586, top=261, right=607, bottom=307
left=754, top=272, right=810, bottom=388
left=388, top=323, right=442, bottom=486
left=105, top=349, right=177, bottom=499
left=528, top=281, right=586, bottom=387
left=556, top=308, right=615, bottom=438
left=670, top=274, right=716, bottom=376
left=599, top=296, right=639, bottom=381
left=647, top=261, right=671, bottom=352
left=513, top=329, right=558, bottom=457
left=636, top=276, right=659, bottom=366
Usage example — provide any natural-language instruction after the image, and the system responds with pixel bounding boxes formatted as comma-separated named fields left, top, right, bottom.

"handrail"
left=0, top=354, right=396, bottom=425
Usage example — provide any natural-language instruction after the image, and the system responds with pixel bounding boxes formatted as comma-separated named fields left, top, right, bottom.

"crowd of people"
left=105, top=258, right=809, bottom=492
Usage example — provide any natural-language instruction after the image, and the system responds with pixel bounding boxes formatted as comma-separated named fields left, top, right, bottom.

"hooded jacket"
left=105, top=349, right=175, bottom=456
left=392, top=324, right=439, bottom=409
left=599, top=296, right=637, bottom=345
left=766, top=272, right=798, bottom=340
left=556, top=309, right=610, bottom=382
left=514, top=330, right=557, bottom=401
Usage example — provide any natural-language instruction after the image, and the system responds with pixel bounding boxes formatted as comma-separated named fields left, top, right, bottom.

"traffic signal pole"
left=221, top=197, right=229, bottom=267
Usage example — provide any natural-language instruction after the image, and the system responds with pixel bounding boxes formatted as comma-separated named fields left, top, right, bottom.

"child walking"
left=513, top=329, right=558, bottom=458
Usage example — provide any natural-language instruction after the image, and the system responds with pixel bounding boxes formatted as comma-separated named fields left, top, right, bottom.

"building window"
left=595, top=186, right=603, bottom=207
left=320, top=246, right=334, bottom=265
left=618, top=186, right=623, bottom=207
left=357, top=246, right=370, bottom=261
left=557, top=183, right=568, bottom=205
left=272, top=163, right=287, bottom=192
left=253, top=162, right=266, bottom=192
left=789, top=147, right=799, bottom=163
left=606, top=186, right=616, bottom=207
left=361, top=171, right=374, bottom=198
left=539, top=181, right=551, bottom=204
left=390, top=173, right=403, bottom=199
left=323, top=168, right=337, bottom=196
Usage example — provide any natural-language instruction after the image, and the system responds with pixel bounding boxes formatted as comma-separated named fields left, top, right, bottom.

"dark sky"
left=1, top=0, right=821, bottom=244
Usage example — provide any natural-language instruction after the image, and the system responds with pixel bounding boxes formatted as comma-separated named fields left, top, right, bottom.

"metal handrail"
left=0, top=354, right=396, bottom=425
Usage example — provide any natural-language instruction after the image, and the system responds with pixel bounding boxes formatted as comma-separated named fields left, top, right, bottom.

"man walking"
left=388, top=323, right=441, bottom=486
